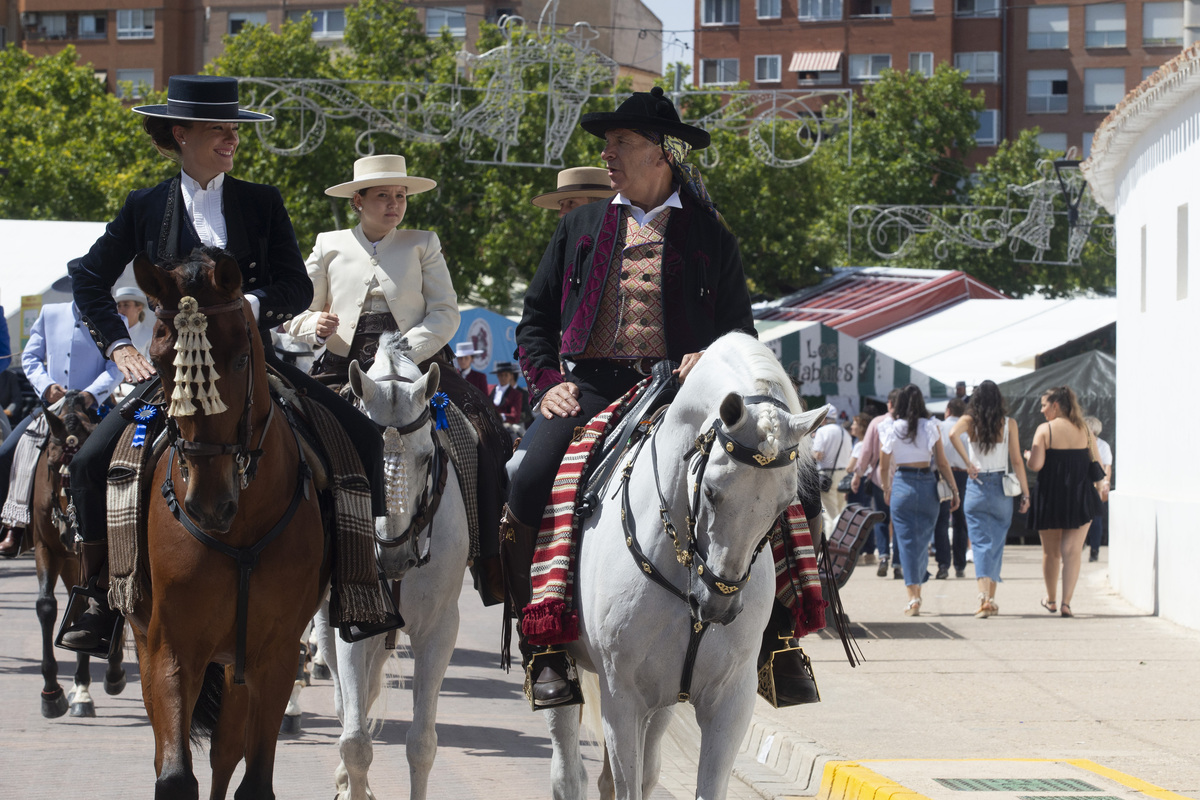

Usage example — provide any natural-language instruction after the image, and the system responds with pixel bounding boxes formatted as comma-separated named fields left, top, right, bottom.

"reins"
left=618, top=394, right=800, bottom=702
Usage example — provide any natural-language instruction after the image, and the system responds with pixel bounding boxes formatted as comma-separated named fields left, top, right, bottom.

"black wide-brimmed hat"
left=133, top=75, right=273, bottom=123
left=492, top=361, right=519, bottom=374
left=580, top=86, right=709, bottom=150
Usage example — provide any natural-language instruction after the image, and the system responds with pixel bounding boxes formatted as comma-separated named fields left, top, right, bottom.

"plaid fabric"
left=108, top=397, right=166, bottom=615
left=521, top=379, right=650, bottom=645
left=771, top=503, right=827, bottom=638
left=436, top=401, right=480, bottom=559
left=0, top=415, right=48, bottom=527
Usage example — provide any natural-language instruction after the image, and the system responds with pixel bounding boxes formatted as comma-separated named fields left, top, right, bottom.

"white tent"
left=1, top=219, right=108, bottom=349
left=865, top=297, right=1118, bottom=389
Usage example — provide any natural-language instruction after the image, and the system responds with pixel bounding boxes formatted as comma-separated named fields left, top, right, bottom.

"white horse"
left=315, top=334, right=469, bottom=800
left=544, top=332, right=827, bottom=800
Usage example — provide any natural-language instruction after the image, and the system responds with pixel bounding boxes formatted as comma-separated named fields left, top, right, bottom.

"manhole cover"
left=933, top=779, right=1103, bottom=792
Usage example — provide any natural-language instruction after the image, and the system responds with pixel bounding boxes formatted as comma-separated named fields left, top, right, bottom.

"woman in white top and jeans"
left=881, top=384, right=959, bottom=616
left=948, top=380, right=1030, bottom=618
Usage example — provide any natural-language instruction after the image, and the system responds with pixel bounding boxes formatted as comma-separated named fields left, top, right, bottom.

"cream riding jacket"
left=286, top=225, right=460, bottom=364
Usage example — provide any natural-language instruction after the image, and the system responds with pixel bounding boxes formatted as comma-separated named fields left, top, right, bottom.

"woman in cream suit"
left=287, top=154, right=460, bottom=380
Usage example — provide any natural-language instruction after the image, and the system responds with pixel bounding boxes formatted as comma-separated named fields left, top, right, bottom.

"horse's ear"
left=719, top=392, right=745, bottom=428
left=422, top=362, right=441, bottom=402
left=211, top=252, right=242, bottom=297
left=347, top=360, right=376, bottom=405
left=788, top=405, right=830, bottom=439
left=133, top=252, right=167, bottom=307
left=43, top=404, right=67, bottom=442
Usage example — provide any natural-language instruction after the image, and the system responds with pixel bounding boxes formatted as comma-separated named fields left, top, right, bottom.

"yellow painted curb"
left=1066, top=759, right=1193, bottom=800
left=816, top=761, right=935, bottom=800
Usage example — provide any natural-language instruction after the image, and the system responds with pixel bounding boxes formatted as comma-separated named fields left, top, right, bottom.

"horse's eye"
left=704, top=487, right=717, bottom=504
left=236, top=354, right=250, bottom=371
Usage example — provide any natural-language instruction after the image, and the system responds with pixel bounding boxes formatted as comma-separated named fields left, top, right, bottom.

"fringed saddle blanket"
left=521, top=387, right=827, bottom=646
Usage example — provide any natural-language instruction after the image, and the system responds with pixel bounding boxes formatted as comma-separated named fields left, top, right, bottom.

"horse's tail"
left=190, top=662, right=225, bottom=744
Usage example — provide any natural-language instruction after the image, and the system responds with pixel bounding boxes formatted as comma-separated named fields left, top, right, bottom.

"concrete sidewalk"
left=695, top=545, right=1200, bottom=800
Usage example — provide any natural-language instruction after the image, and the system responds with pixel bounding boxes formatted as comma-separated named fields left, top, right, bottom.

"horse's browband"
left=155, top=298, right=246, bottom=318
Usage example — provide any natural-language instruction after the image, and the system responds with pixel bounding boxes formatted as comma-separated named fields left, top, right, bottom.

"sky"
left=638, top=0, right=695, bottom=75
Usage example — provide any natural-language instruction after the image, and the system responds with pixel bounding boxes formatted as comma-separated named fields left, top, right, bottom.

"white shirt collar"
left=180, top=170, right=227, bottom=247
left=611, top=190, right=682, bottom=227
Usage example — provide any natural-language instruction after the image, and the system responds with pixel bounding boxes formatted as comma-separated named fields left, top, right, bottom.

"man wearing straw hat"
left=501, top=87, right=821, bottom=709
left=531, top=166, right=616, bottom=218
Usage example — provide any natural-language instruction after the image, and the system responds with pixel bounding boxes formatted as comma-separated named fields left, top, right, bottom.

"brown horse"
left=131, top=249, right=329, bottom=800
left=32, top=392, right=127, bottom=718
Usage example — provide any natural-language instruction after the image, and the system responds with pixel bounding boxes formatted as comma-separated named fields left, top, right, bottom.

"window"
left=703, top=0, right=740, bottom=24
left=1028, top=69, right=1068, bottom=113
left=974, top=109, right=999, bottom=145
left=909, top=52, right=934, bottom=77
left=115, top=69, right=154, bottom=99
left=700, top=58, right=739, bottom=85
left=756, top=55, right=782, bottom=82
left=849, top=53, right=891, bottom=81
left=798, top=0, right=843, bottom=21
left=1083, top=131, right=1095, bottom=158
left=79, top=13, right=107, bottom=40
left=116, top=9, right=153, bottom=39
left=851, top=0, right=892, bottom=16
left=911, top=0, right=934, bottom=13
left=758, top=0, right=782, bottom=18
left=286, top=9, right=346, bottom=38
left=955, top=0, right=999, bottom=18
left=797, top=69, right=843, bottom=84
left=227, top=11, right=265, bottom=36
left=39, top=13, right=67, bottom=39
left=954, top=51, right=1000, bottom=82
left=1037, top=132, right=1068, bottom=152
left=1085, top=4, right=1126, bottom=47
left=1084, top=68, right=1125, bottom=112
left=1143, top=2, right=1183, bottom=45
left=1028, top=6, right=1068, bottom=49
left=425, top=7, right=466, bottom=37
left=1143, top=66, right=1158, bottom=81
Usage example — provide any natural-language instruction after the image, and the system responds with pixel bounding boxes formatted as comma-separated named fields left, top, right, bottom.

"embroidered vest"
left=579, top=207, right=670, bottom=361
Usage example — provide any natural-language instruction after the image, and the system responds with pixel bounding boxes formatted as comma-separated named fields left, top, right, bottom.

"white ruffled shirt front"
left=881, top=417, right=940, bottom=464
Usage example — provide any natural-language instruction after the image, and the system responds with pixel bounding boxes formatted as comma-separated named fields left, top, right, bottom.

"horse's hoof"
left=279, top=714, right=302, bottom=736
left=41, top=688, right=68, bottom=719
left=311, top=662, right=331, bottom=681
left=70, top=700, right=96, bottom=718
left=105, top=671, right=127, bottom=696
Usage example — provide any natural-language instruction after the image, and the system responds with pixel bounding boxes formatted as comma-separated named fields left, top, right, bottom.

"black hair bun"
left=650, top=86, right=664, bottom=98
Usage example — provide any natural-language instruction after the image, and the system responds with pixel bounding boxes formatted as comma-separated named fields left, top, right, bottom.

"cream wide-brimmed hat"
left=325, top=155, right=437, bottom=198
left=531, top=166, right=615, bottom=210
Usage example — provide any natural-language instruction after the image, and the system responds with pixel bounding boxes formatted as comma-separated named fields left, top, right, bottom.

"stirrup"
left=331, top=572, right=405, bottom=643
left=55, top=580, right=125, bottom=659
left=756, top=636, right=820, bottom=708
left=523, top=647, right=583, bottom=711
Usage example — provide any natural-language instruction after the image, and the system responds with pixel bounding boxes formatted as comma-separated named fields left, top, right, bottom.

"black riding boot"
left=499, top=505, right=581, bottom=709
left=756, top=600, right=820, bottom=707
left=59, top=540, right=122, bottom=655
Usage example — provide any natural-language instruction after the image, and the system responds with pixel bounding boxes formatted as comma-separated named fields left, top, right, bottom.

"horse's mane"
left=60, top=390, right=99, bottom=431
left=159, top=246, right=242, bottom=297
left=377, top=331, right=415, bottom=366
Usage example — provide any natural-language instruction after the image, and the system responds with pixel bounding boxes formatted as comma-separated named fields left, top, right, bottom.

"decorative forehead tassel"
left=169, top=295, right=229, bottom=417
left=430, top=392, right=450, bottom=431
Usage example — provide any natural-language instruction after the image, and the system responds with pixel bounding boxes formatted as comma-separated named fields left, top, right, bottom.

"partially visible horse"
left=131, top=250, right=330, bottom=799
left=544, top=332, right=826, bottom=800
left=311, top=333, right=469, bottom=800
left=32, top=393, right=126, bottom=717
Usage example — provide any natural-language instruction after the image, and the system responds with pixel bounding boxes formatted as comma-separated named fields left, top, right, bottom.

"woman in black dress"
left=1025, top=385, right=1103, bottom=618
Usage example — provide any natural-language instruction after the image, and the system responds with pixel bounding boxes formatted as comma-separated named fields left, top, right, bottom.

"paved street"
left=1, top=544, right=1197, bottom=799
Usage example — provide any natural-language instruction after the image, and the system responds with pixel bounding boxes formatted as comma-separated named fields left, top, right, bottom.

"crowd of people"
left=841, top=381, right=1112, bottom=618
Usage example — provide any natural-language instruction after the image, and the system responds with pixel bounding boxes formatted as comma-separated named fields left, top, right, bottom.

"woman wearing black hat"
left=59, top=75, right=386, bottom=653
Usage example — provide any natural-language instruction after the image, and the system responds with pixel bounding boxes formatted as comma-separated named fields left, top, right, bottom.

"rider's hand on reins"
left=540, top=382, right=581, bottom=419
left=114, top=343, right=157, bottom=383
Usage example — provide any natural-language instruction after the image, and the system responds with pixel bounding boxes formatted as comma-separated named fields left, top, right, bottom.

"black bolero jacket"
left=70, top=174, right=312, bottom=355
left=515, top=192, right=757, bottom=403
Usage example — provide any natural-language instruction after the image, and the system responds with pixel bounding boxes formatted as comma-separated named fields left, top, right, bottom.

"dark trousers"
left=69, top=349, right=386, bottom=545
left=866, top=481, right=896, bottom=563
left=0, top=412, right=34, bottom=502
left=506, top=363, right=642, bottom=525
left=1086, top=503, right=1106, bottom=553
left=950, top=469, right=970, bottom=570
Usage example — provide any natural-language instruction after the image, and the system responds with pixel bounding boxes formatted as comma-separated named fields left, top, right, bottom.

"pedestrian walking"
left=948, top=380, right=1030, bottom=618
left=845, top=412, right=876, bottom=563
left=1084, top=416, right=1112, bottom=563
left=881, top=384, right=959, bottom=616
left=937, top=397, right=971, bottom=578
left=813, top=411, right=853, bottom=536
left=1024, top=386, right=1103, bottom=618
left=852, top=389, right=900, bottom=578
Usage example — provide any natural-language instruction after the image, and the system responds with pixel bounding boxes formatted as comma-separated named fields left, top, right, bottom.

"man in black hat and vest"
left=501, top=87, right=822, bottom=708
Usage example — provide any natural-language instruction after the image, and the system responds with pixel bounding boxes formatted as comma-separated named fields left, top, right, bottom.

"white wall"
left=1108, top=90, right=1200, bottom=631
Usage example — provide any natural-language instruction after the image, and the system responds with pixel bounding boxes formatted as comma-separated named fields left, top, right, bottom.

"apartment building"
left=693, top=0, right=1187, bottom=156
left=15, top=0, right=661, bottom=96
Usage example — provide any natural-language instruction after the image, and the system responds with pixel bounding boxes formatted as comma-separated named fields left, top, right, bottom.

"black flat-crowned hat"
left=133, top=75, right=273, bottom=123
left=580, top=86, right=709, bottom=150
left=492, top=361, right=519, bottom=374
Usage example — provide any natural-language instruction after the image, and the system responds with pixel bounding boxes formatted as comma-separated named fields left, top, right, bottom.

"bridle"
left=368, top=372, right=447, bottom=566
left=618, top=394, right=799, bottom=702
left=156, top=297, right=274, bottom=489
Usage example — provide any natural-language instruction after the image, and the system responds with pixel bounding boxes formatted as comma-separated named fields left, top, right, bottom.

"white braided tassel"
left=169, top=296, right=229, bottom=416
left=382, top=426, right=410, bottom=517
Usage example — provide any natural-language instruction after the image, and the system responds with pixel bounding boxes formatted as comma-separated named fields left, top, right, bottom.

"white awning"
left=789, top=51, right=842, bottom=73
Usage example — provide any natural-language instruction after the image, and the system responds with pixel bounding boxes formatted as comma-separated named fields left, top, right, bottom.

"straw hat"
left=132, top=75, right=273, bottom=123
left=454, top=341, right=483, bottom=358
left=325, top=155, right=437, bottom=198
left=114, top=286, right=148, bottom=307
left=531, top=166, right=615, bottom=210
